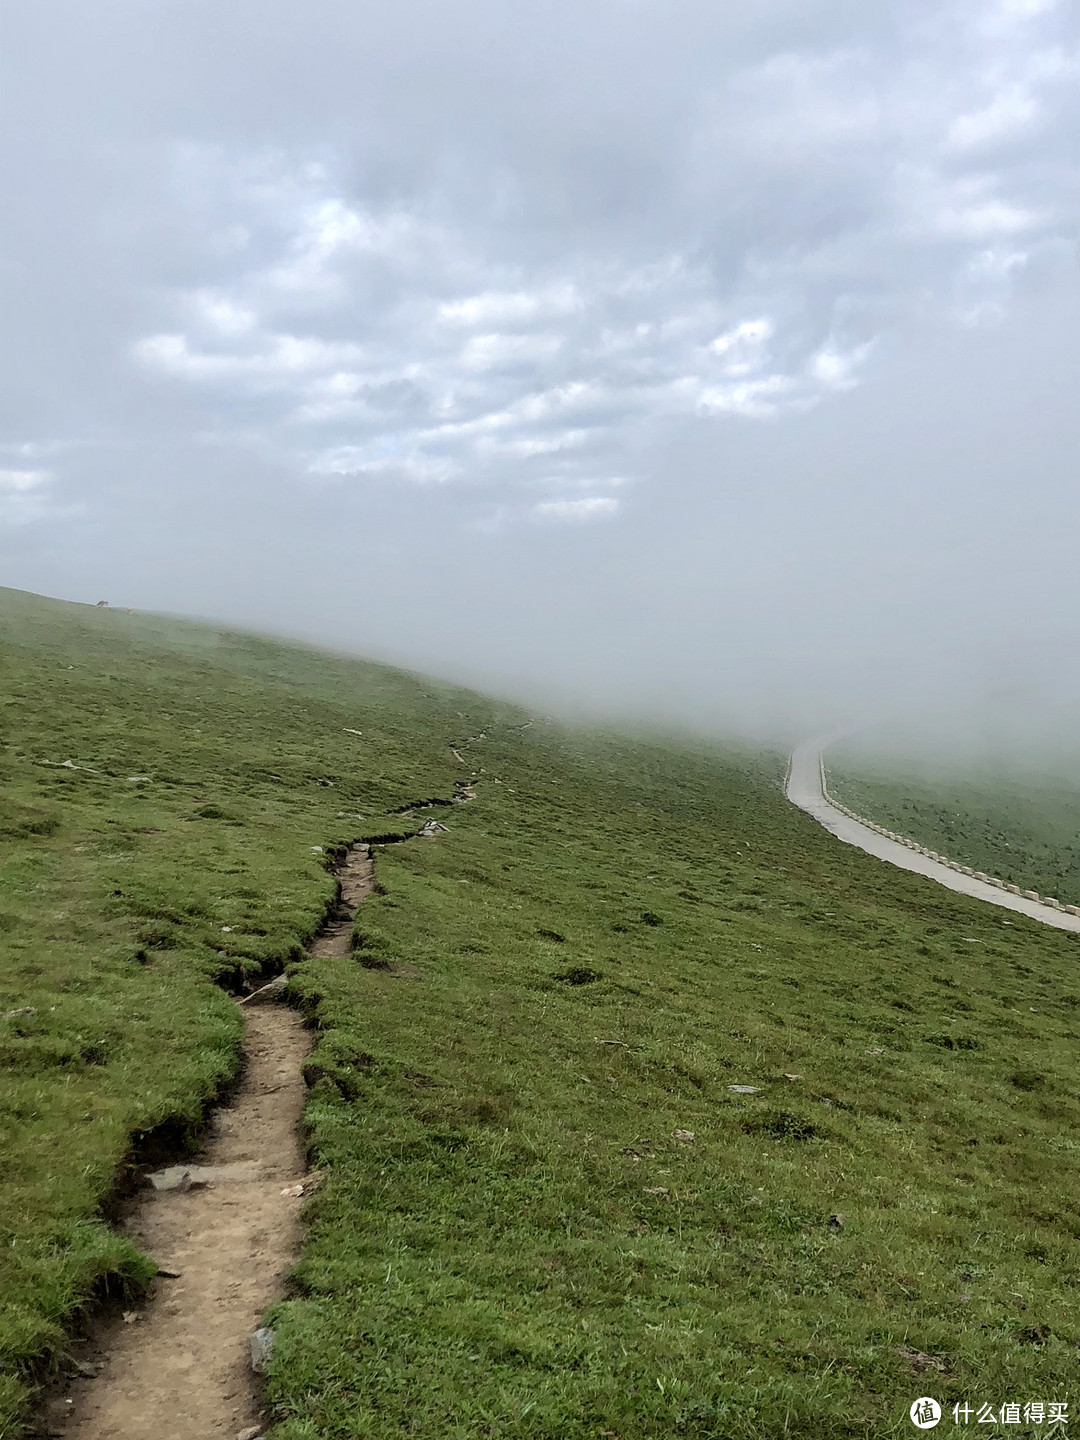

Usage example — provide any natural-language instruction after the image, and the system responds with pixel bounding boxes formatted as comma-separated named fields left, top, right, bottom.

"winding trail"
left=787, top=739, right=1080, bottom=934
left=45, top=846, right=376, bottom=1440
left=45, top=757, right=482, bottom=1439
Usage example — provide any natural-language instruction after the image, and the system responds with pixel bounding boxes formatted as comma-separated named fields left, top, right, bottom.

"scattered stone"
left=865, top=1047, right=884, bottom=1055
left=250, top=1327, right=275, bottom=1373
left=898, top=1345, right=948, bottom=1374
left=221, top=925, right=234, bottom=932
left=238, top=975, right=288, bottom=1006
left=155, top=1266, right=182, bottom=1278
left=673, top=1129, right=695, bottom=1142
left=3, top=1006, right=36, bottom=1019
left=728, top=1085, right=760, bottom=1094
left=643, top=1187, right=669, bottom=1196
left=342, top=728, right=363, bottom=736
left=828, top=1213, right=847, bottom=1229
left=300, top=1171, right=323, bottom=1195
left=238, top=1427, right=263, bottom=1440
left=149, top=1163, right=260, bottom=1190
left=418, top=819, right=448, bottom=837
left=782, top=1073, right=803, bottom=1081
left=280, top=1183, right=304, bottom=1199
left=127, top=775, right=151, bottom=783
left=122, top=1311, right=139, bottom=1325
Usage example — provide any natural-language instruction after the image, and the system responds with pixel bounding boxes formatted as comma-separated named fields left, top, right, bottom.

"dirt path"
left=787, top=740, right=1080, bottom=934
left=43, top=846, right=375, bottom=1440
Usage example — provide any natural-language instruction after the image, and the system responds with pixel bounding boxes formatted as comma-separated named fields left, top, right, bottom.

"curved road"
left=786, top=739, right=1080, bottom=935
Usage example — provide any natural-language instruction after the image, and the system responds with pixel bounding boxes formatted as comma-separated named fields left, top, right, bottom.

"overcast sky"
left=4, top=0, right=1080, bottom=737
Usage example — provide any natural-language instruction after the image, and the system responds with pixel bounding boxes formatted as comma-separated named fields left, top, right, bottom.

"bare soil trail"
left=787, top=740, right=1080, bottom=934
left=43, top=846, right=375, bottom=1440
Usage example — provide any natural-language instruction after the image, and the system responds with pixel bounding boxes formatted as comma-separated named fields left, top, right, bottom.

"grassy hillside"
left=4, top=589, right=1080, bottom=1438
left=0, top=588, right=482, bottom=1431
left=827, top=740, right=1080, bottom=907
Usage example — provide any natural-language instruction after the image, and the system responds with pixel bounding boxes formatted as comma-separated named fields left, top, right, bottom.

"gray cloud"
left=4, top=0, right=1080, bottom=735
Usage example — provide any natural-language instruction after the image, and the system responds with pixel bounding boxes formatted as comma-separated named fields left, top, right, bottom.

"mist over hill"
left=5, top=0, right=1080, bottom=748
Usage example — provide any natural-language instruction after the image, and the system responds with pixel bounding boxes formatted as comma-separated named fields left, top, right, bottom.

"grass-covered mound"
left=4, top=587, right=1080, bottom=1437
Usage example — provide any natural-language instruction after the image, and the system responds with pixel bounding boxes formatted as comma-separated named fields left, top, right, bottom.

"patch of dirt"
left=42, top=1005, right=309, bottom=1440
left=43, top=846, right=375, bottom=1440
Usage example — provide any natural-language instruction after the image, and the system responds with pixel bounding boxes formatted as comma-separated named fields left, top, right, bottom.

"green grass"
left=827, top=738, right=1080, bottom=907
left=0, top=588, right=476, bottom=1431
left=4, top=588, right=1080, bottom=1438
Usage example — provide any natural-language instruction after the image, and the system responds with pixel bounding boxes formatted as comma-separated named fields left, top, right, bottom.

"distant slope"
left=827, top=736, right=1080, bottom=908
left=788, top=739, right=1080, bottom=929
left=4, top=588, right=1080, bottom=1438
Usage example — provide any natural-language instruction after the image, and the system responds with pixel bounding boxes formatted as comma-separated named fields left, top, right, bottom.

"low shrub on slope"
left=3, top=588, right=1080, bottom=1437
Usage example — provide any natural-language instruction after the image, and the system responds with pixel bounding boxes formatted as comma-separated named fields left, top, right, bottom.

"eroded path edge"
left=44, top=845, right=377, bottom=1440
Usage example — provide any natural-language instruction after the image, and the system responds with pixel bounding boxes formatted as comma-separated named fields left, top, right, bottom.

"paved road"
left=786, top=739, right=1080, bottom=934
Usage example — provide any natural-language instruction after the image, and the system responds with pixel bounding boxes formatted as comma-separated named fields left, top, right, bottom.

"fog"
left=4, top=0, right=1080, bottom=745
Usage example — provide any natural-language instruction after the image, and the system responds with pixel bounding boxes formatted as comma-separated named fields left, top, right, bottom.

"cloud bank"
left=3, top=0, right=1080, bottom=733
